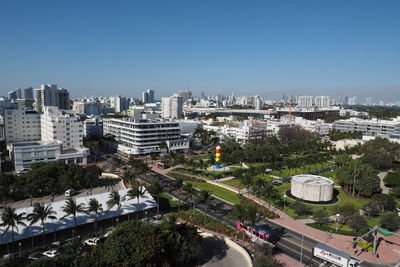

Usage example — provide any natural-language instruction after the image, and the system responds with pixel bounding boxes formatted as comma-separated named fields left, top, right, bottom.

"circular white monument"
left=290, top=174, right=334, bottom=202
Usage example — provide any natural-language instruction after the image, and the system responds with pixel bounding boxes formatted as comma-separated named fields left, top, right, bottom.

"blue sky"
left=1, top=0, right=399, bottom=100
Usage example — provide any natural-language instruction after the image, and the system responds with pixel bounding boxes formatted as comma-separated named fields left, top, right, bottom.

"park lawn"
left=222, top=178, right=242, bottom=189
left=185, top=181, right=240, bottom=205
left=187, top=154, right=212, bottom=160
left=247, top=163, right=267, bottom=168
left=271, top=162, right=332, bottom=177
left=319, top=171, right=334, bottom=178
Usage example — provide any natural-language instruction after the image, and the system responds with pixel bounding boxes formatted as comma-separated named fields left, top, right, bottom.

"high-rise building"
left=3, top=101, right=41, bottom=144
left=161, top=94, right=183, bottom=119
left=58, top=88, right=70, bottom=110
left=142, top=89, right=155, bottom=103
left=314, top=96, right=331, bottom=108
left=15, top=88, right=22, bottom=99
left=177, top=90, right=191, bottom=103
left=254, top=96, right=263, bottom=110
left=24, top=87, right=33, bottom=99
left=111, top=95, right=130, bottom=113
left=348, top=96, right=357, bottom=105
left=297, top=96, right=314, bottom=107
left=8, top=90, right=17, bottom=100
left=41, top=107, right=84, bottom=150
left=34, top=84, right=70, bottom=112
left=365, top=97, right=373, bottom=106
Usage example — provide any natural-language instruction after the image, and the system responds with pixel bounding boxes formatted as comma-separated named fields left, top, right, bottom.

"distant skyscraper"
left=297, top=96, right=314, bottom=107
left=24, top=87, right=33, bottom=99
left=8, top=90, right=17, bottom=100
left=177, top=90, right=191, bottom=103
left=254, top=96, right=263, bottom=110
left=161, top=94, right=183, bottom=119
left=200, top=92, right=205, bottom=99
left=142, top=89, right=155, bottom=103
left=365, top=97, right=373, bottom=106
left=111, top=95, right=130, bottom=113
left=34, top=84, right=70, bottom=112
left=15, top=88, right=22, bottom=99
left=314, top=96, right=331, bottom=108
left=348, top=96, right=357, bottom=105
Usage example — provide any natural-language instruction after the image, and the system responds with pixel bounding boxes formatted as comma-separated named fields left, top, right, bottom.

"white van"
left=65, top=189, right=77, bottom=197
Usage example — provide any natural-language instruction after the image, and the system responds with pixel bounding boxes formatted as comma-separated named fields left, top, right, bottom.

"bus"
left=236, top=221, right=274, bottom=242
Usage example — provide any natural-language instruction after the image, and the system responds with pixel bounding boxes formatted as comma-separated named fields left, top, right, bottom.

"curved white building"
left=291, top=174, right=334, bottom=202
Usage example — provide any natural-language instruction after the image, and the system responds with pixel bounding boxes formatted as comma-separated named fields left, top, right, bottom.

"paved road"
left=141, top=172, right=392, bottom=267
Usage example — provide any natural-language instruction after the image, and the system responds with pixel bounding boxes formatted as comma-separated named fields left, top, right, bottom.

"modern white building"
left=2, top=101, right=41, bottom=145
left=254, top=96, right=263, bottom=110
left=291, top=174, right=334, bottom=202
left=161, top=94, right=183, bottom=119
left=142, top=89, right=155, bottom=103
left=72, top=101, right=102, bottom=115
left=314, top=96, right=331, bottom=108
left=177, top=90, right=191, bottom=103
left=10, top=141, right=90, bottom=173
left=332, top=117, right=400, bottom=140
left=41, top=107, right=84, bottom=150
left=297, top=96, right=314, bottom=107
left=111, top=95, right=130, bottom=113
left=103, top=117, right=189, bottom=155
left=204, top=120, right=268, bottom=144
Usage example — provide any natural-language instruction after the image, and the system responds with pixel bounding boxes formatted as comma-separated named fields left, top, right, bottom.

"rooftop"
left=292, top=174, right=333, bottom=186
left=0, top=187, right=157, bottom=244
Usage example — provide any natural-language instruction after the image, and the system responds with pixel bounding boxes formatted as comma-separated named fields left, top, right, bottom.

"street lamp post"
left=283, top=195, right=287, bottom=212
left=335, top=214, right=341, bottom=232
left=18, top=243, right=21, bottom=258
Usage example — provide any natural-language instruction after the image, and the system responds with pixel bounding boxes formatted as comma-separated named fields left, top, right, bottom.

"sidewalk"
left=150, top=163, right=400, bottom=265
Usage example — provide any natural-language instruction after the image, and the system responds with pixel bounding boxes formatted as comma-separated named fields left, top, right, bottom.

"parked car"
left=43, top=250, right=60, bottom=258
left=65, top=189, right=77, bottom=197
left=84, top=237, right=103, bottom=246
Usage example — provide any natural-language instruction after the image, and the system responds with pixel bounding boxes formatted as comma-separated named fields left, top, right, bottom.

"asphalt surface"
left=142, top=171, right=392, bottom=267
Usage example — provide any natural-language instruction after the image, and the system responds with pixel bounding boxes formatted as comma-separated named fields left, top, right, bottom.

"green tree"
left=312, top=208, right=330, bottom=226
left=126, top=186, right=148, bottom=219
left=61, top=197, right=86, bottom=228
left=148, top=180, right=163, bottom=218
left=106, top=190, right=124, bottom=211
left=380, top=212, right=400, bottom=231
left=0, top=207, right=26, bottom=254
left=197, top=190, right=213, bottom=225
left=334, top=203, right=356, bottom=225
left=383, top=172, right=400, bottom=188
left=172, top=178, right=184, bottom=212
left=362, top=201, right=381, bottom=218
left=372, top=194, right=397, bottom=212
left=86, top=198, right=103, bottom=235
left=348, top=213, right=368, bottom=233
left=289, top=201, right=312, bottom=218
left=27, top=202, right=57, bottom=246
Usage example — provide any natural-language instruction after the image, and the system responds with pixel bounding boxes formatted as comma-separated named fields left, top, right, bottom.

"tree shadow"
left=199, top=235, right=228, bottom=264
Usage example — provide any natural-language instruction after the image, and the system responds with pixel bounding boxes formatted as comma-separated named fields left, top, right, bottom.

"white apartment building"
left=333, top=117, right=400, bottom=140
left=10, top=141, right=89, bottom=173
left=293, top=117, right=332, bottom=135
left=203, top=120, right=268, bottom=144
left=34, top=84, right=70, bottom=112
left=111, top=95, right=130, bottom=113
left=161, top=95, right=183, bottom=119
left=254, top=96, right=263, bottom=110
left=142, top=89, right=155, bottom=103
left=103, top=117, right=189, bottom=155
left=41, top=107, right=84, bottom=150
left=297, top=96, right=314, bottom=107
left=2, top=101, right=41, bottom=144
left=72, top=101, right=102, bottom=115
left=314, top=96, right=331, bottom=108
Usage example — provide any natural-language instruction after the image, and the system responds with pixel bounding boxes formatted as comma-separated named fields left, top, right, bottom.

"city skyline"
left=1, top=0, right=400, bottom=100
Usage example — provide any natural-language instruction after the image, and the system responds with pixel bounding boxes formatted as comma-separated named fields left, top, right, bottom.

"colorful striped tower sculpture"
left=215, top=145, right=221, bottom=169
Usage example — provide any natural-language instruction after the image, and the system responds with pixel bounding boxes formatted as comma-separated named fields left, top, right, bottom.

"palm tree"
left=106, top=190, right=124, bottom=211
left=126, top=186, right=148, bottom=219
left=172, top=178, right=183, bottom=212
left=197, top=190, right=213, bottom=225
left=61, top=197, right=86, bottom=239
left=86, top=198, right=103, bottom=235
left=27, top=203, right=57, bottom=246
left=0, top=207, right=27, bottom=255
left=148, top=180, right=163, bottom=218
left=106, top=190, right=124, bottom=226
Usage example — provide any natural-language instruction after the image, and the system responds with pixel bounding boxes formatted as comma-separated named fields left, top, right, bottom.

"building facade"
left=103, top=117, right=189, bottom=155
left=333, top=117, right=400, bottom=140
left=41, top=107, right=84, bottom=150
left=161, top=95, right=183, bottom=119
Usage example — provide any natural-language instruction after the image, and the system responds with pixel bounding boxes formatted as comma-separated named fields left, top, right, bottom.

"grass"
left=222, top=178, right=242, bottom=189
left=174, top=166, right=243, bottom=180
left=185, top=181, right=241, bottom=204
left=319, top=171, right=334, bottom=178
left=271, top=162, right=332, bottom=177
left=187, top=154, right=212, bottom=160
left=306, top=223, right=360, bottom=236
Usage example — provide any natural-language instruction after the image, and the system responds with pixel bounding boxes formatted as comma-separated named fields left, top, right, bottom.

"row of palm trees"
left=0, top=185, right=150, bottom=255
